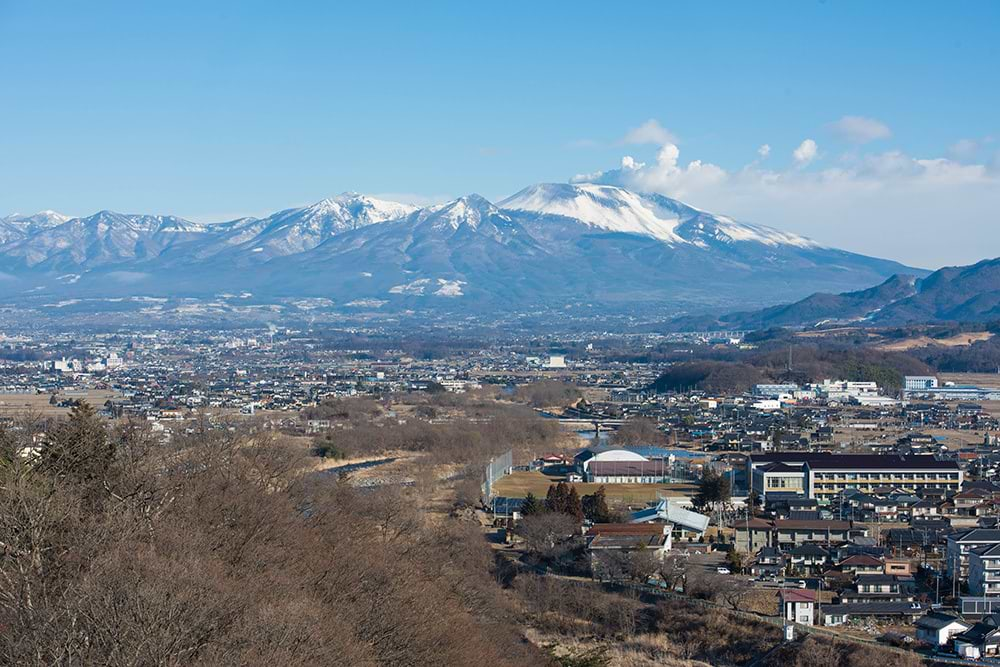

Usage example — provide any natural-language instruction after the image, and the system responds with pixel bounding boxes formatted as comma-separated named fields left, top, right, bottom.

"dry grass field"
left=939, top=372, right=1000, bottom=388
left=493, top=470, right=696, bottom=504
left=876, top=331, right=993, bottom=352
left=0, top=390, right=119, bottom=418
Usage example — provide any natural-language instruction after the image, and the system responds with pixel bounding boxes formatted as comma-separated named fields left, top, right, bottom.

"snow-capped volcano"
left=500, top=183, right=687, bottom=243
left=0, top=184, right=922, bottom=314
left=499, top=182, right=820, bottom=249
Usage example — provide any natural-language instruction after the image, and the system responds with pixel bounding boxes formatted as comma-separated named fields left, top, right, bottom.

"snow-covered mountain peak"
left=289, top=194, right=416, bottom=229
left=1, top=210, right=72, bottom=226
left=28, top=210, right=73, bottom=226
left=499, top=182, right=686, bottom=244
left=501, top=182, right=824, bottom=250
left=417, top=194, right=500, bottom=231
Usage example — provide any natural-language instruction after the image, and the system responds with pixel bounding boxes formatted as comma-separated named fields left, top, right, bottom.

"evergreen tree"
left=582, top=485, right=612, bottom=523
left=694, top=468, right=731, bottom=509
left=565, top=486, right=584, bottom=522
left=544, top=482, right=584, bottom=520
left=545, top=482, right=568, bottom=513
left=37, top=402, right=114, bottom=495
left=520, top=492, right=542, bottom=516
left=726, top=549, right=745, bottom=574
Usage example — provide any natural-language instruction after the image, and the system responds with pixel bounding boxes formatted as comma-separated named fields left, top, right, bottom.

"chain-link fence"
left=482, top=449, right=513, bottom=500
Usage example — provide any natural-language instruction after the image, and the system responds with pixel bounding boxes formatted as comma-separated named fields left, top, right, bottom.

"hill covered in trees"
left=0, top=404, right=543, bottom=666
left=649, top=345, right=931, bottom=394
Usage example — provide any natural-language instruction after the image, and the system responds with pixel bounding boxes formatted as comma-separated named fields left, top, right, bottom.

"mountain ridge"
left=0, top=184, right=924, bottom=314
left=672, top=258, right=1000, bottom=330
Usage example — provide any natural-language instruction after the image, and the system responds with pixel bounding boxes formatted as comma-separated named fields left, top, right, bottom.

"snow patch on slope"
left=389, top=277, right=466, bottom=297
left=500, top=183, right=685, bottom=243
left=708, top=215, right=820, bottom=249
left=501, top=183, right=824, bottom=250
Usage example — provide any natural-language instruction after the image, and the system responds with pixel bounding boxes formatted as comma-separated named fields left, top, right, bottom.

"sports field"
left=493, top=470, right=696, bottom=505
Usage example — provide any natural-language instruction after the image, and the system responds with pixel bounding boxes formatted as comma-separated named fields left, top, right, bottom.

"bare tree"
left=654, top=552, right=688, bottom=591
left=516, top=512, right=581, bottom=566
left=795, top=637, right=841, bottom=667
left=611, top=417, right=667, bottom=446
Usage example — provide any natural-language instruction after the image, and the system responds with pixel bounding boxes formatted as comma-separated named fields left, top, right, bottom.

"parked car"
left=716, top=567, right=731, bottom=575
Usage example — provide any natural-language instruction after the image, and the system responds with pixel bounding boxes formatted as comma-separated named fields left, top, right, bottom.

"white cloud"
left=573, top=142, right=725, bottom=200
left=827, top=115, right=892, bottom=144
left=571, top=168, right=608, bottom=183
left=622, top=119, right=677, bottom=145
left=620, top=155, right=645, bottom=170
left=570, top=134, right=1000, bottom=268
left=948, top=137, right=995, bottom=161
left=792, top=139, right=818, bottom=165
left=757, top=144, right=771, bottom=158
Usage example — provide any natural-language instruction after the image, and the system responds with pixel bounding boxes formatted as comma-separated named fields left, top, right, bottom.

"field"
left=876, top=331, right=994, bottom=351
left=0, top=390, right=119, bottom=418
left=939, top=372, right=1000, bottom=388
left=493, top=470, right=697, bottom=505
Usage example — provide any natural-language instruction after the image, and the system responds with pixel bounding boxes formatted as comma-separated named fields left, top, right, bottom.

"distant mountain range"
left=0, top=184, right=922, bottom=314
left=671, top=258, right=1000, bottom=330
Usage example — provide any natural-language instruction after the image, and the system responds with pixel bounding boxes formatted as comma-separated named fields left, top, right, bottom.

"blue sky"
left=1, top=1, right=998, bottom=267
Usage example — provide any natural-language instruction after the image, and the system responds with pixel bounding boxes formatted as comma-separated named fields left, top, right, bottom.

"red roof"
left=781, top=589, right=816, bottom=603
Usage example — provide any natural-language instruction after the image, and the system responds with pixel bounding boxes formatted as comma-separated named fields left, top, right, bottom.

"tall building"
left=748, top=453, right=962, bottom=502
left=905, top=376, right=939, bottom=392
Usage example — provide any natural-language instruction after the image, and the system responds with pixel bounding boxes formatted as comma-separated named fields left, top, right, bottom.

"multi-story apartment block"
left=804, top=455, right=962, bottom=500
left=970, top=544, right=1000, bottom=600
left=749, top=454, right=963, bottom=502
left=947, top=529, right=1000, bottom=581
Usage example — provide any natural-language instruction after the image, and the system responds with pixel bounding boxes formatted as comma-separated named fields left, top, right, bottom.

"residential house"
left=750, top=546, right=785, bottom=578
left=787, top=544, right=829, bottom=574
left=915, top=612, right=972, bottom=648
left=821, top=602, right=925, bottom=627
left=954, top=615, right=1000, bottom=660
left=586, top=523, right=672, bottom=580
left=835, top=554, right=884, bottom=576
left=839, top=573, right=915, bottom=604
left=780, top=589, right=815, bottom=626
left=735, top=519, right=853, bottom=552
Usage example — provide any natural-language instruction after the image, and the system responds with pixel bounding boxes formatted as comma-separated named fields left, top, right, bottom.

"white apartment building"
left=813, top=379, right=880, bottom=402
left=947, top=529, right=1000, bottom=580
left=969, top=544, right=1000, bottom=598
left=905, top=376, right=939, bottom=392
